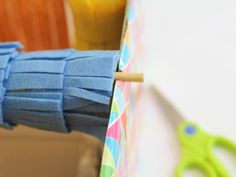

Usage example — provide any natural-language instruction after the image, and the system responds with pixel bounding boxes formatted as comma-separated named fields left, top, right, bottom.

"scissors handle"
left=176, top=122, right=218, bottom=177
left=176, top=157, right=217, bottom=177
left=177, top=122, right=236, bottom=177
left=207, top=136, right=236, bottom=177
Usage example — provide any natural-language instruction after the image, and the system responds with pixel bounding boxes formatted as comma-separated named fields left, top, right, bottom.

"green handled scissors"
left=151, top=86, right=236, bottom=177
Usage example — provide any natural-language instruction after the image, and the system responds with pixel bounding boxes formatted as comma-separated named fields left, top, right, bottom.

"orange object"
left=0, top=0, right=69, bottom=51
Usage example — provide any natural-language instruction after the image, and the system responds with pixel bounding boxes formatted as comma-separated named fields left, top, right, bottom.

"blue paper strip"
left=6, top=73, right=64, bottom=90
left=3, top=109, right=67, bottom=132
left=64, top=87, right=110, bottom=105
left=7, top=92, right=62, bottom=100
left=15, top=50, right=72, bottom=60
left=0, top=70, right=5, bottom=82
left=65, top=113, right=108, bottom=125
left=87, top=89, right=113, bottom=97
left=0, top=106, right=3, bottom=124
left=4, top=65, right=11, bottom=80
left=64, top=76, right=113, bottom=91
left=0, top=48, right=16, bottom=55
left=64, top=57, right=117, bottom=77
left=66, top=50, right=119, bottom=60
left=63, top=96, right=94, bottom=110
left=0, top=55, right=11, bottom=69
left=4, top=109, right=64, bottom=122
left=11, top=60, right=66, bottom=74
left=4, top=96, right=62, bottom=112
left=0, top=42, right=23, bottom=49
left=71, top=103, right=110, bottom=113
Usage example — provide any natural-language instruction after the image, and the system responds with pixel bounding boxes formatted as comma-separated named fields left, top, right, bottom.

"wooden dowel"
left=114, top=72, right=144, bottom=82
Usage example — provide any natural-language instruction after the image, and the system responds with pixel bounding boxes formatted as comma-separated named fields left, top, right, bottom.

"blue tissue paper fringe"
left=0, top=42, right=119, bottom=140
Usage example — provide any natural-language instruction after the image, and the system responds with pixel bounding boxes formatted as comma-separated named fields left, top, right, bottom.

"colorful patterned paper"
left=101, top=0, right=143, bottom=176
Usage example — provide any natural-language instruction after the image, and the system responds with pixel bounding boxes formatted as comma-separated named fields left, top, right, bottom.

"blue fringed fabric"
left=0, top=42, right=119, bottom=140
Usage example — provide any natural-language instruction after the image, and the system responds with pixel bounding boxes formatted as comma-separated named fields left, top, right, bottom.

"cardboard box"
left=0, top=0, right=143, bottom=176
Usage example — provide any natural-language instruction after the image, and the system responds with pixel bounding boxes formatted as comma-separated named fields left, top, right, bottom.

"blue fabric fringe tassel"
left=0, top=42, right=119, bottom=140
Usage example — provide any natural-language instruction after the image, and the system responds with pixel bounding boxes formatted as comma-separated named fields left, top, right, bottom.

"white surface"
left=133, top=90, right=179, bottom=177
left=141, top=0, right=236, bottom=176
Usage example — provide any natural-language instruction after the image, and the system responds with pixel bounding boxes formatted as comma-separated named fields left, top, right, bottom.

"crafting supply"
left=0, top=42, right=117, bottom=140
left=6, top=91, right=63, bottom=100
left=64, top=87, right=111, bottom=105
left=11, top=60, right=66, bottom=74
left=6, top=73, right=64, bottom=90
left=0, top=41, right=23, bottom=49
left=15, top=50, right=73, bottom=60
left=65, top=50, right=119, bottom=60
left=0, top=55, right=11, bottom=69
left=4, top=96, right=61, bottom=112
left=63, top=96, right=95, bottom=110
left=64, top=56, right=117, bottom=77
left=115, top=72, right=144, bottom=82
left=0, top=48, right=16, bottom=55
left=0, top=41, right=143, bottom=140
left=151, top=86, right=236, bottom=177
left=64, top=76, right=113, bottom=91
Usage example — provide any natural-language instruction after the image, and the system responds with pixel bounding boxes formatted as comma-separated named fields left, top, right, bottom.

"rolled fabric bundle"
left=0, top=42, right=119, bottom=140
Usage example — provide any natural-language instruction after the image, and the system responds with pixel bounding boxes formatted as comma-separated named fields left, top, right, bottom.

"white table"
left=135, top=0, right=236, bottom=176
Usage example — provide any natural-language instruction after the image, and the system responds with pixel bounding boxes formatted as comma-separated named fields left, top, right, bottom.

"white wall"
left=141, top=0, right=236, bottom=176
left=144, top=0, right=236, bottom=137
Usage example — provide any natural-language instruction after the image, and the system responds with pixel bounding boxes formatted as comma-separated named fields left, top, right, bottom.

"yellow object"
left=68, top=0, right=126, bottom=50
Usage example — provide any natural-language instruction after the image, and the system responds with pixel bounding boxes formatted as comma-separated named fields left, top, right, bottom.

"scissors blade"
left=150, top=85, right=186, bottom=128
